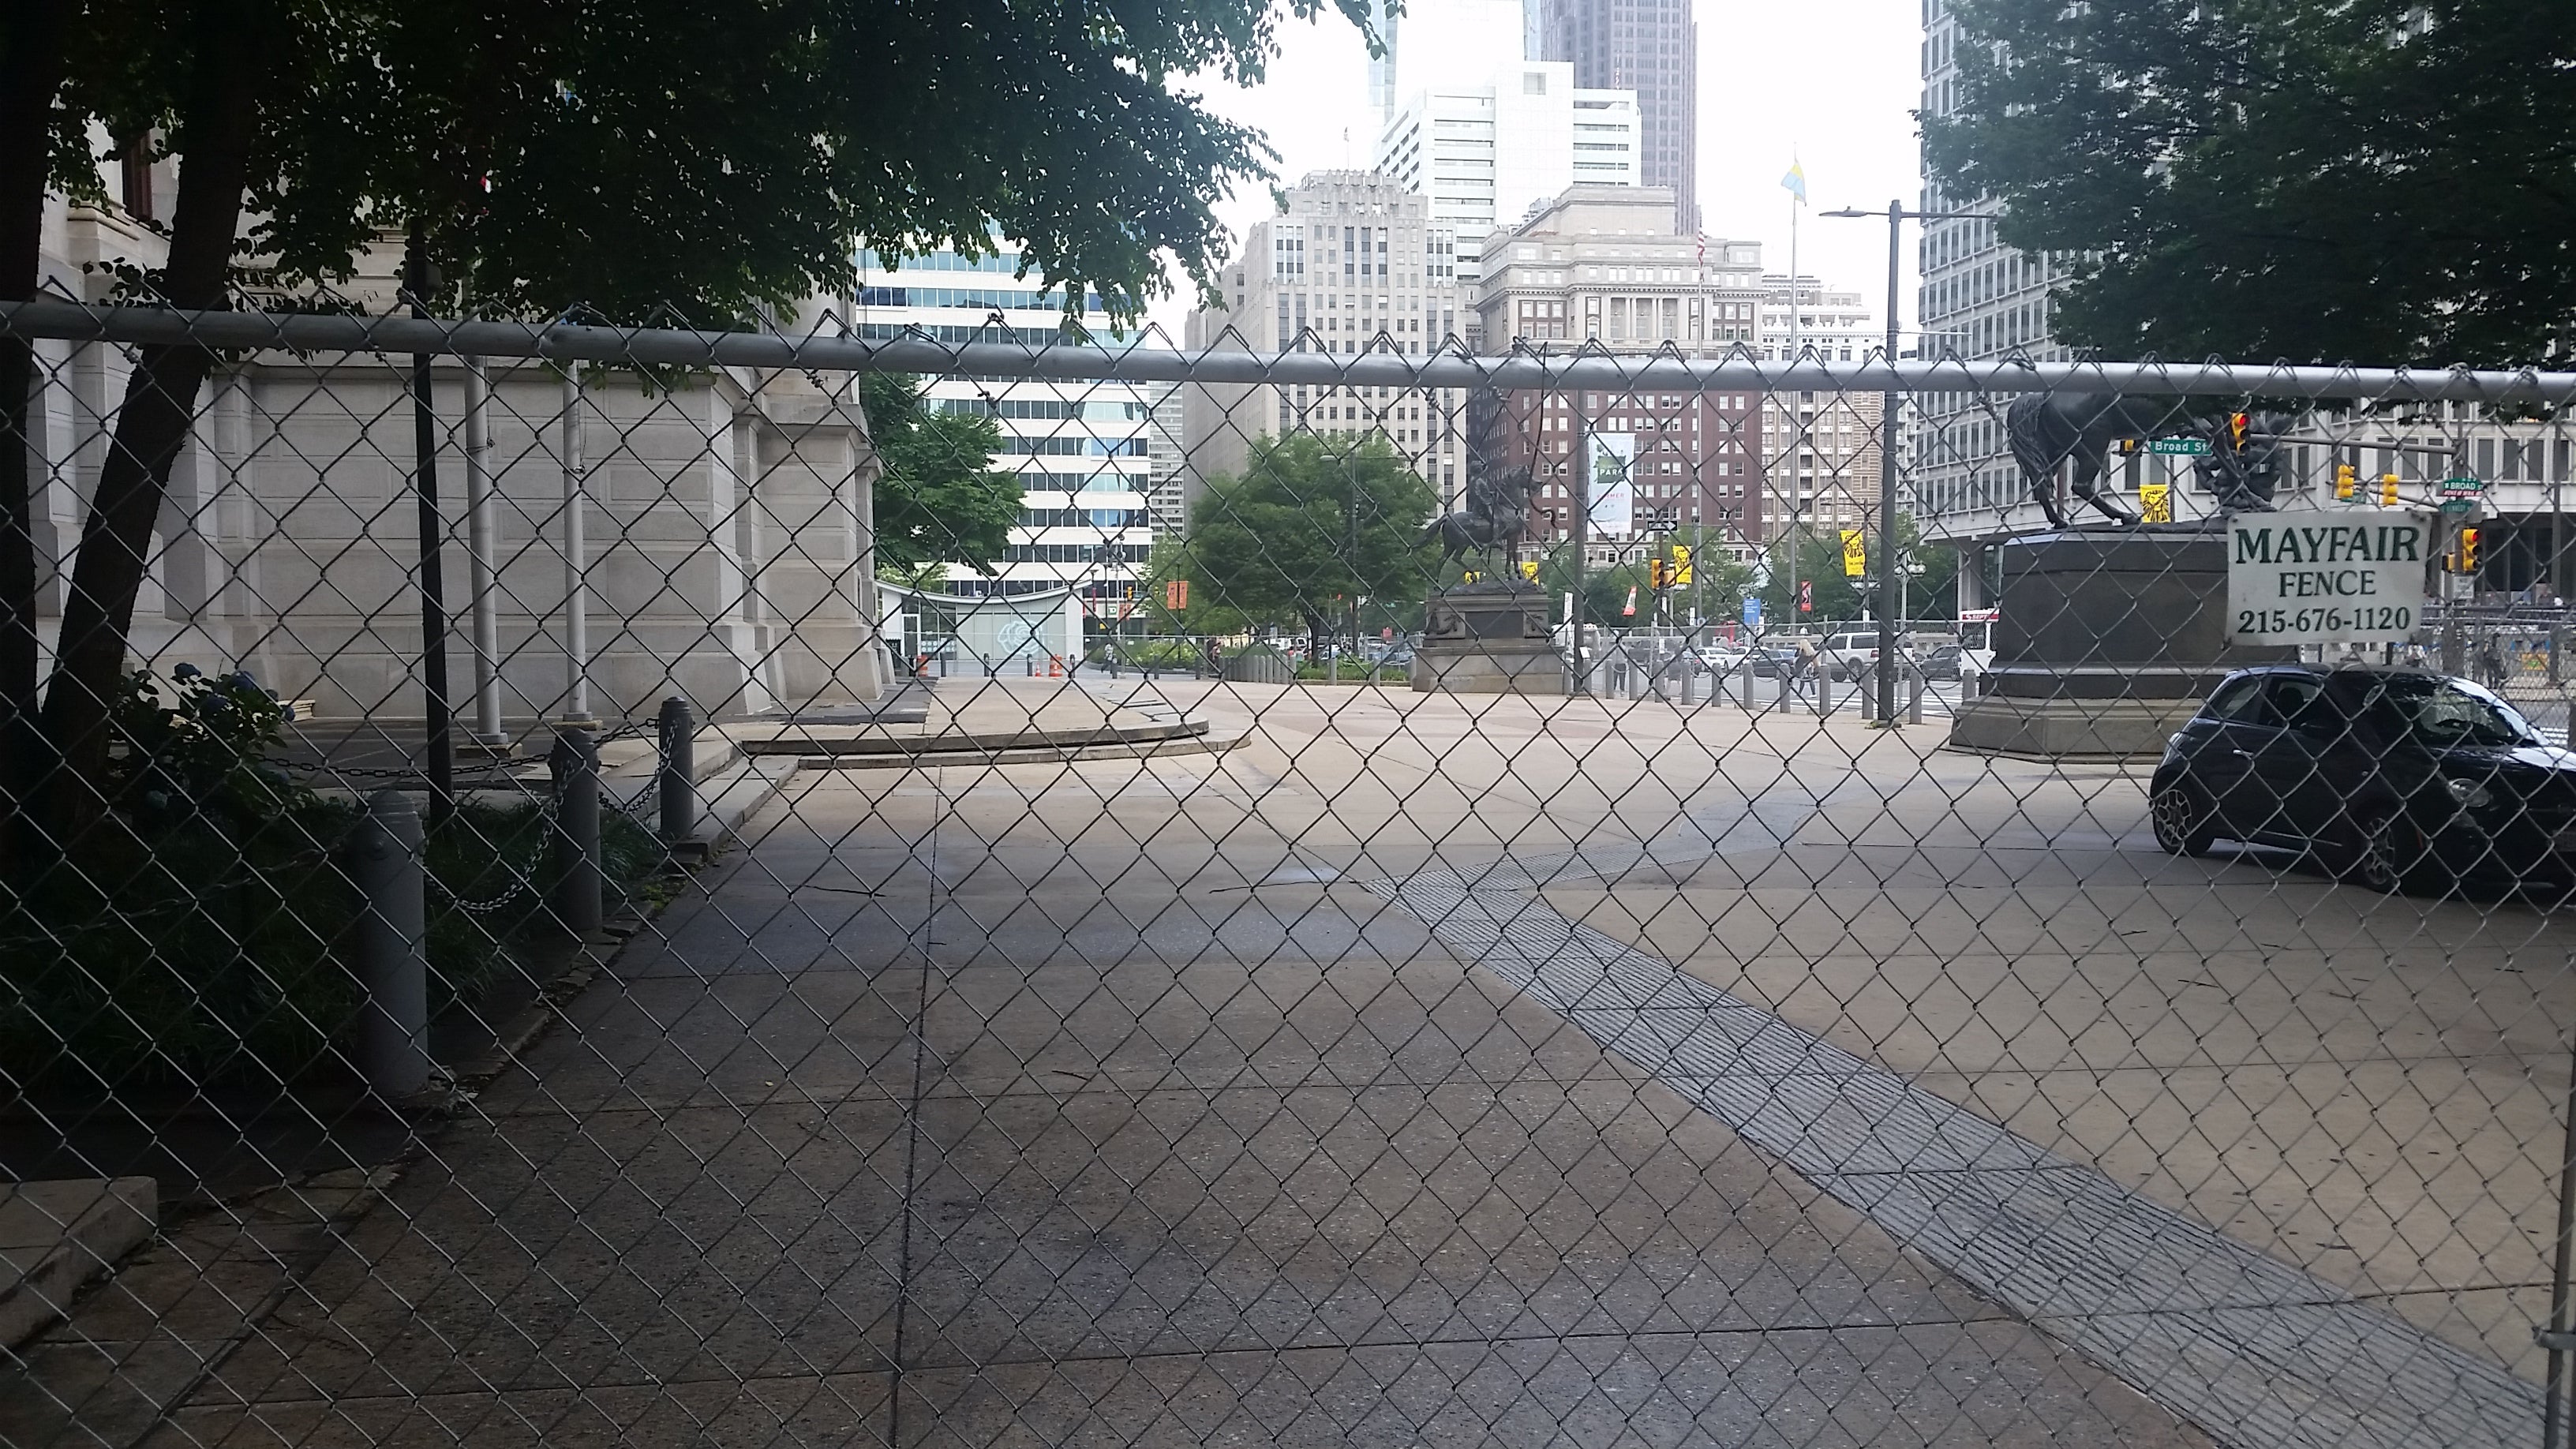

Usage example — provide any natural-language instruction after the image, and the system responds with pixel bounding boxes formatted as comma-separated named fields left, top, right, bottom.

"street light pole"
left=1822, top=201, right=1986, bottom=726
left=1875, top=198, right=1901, bottom=722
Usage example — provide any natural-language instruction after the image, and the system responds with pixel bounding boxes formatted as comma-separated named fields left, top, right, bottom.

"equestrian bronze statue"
left=1421, top=466, right=1540, bottom=575
left=2006, top=392, right=2294, bottom=529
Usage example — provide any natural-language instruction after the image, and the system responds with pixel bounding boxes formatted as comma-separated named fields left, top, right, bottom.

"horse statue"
left=1421, top=466, right=1539, bottom=575
left=2006, top=392, right=2296, bottom=529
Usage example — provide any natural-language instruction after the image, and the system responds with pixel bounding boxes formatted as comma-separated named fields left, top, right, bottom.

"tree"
left=1181, top=433, right=1439, bottom=661
left=1758, top=515, right=1957, bottom=627
left=1762, top=526, right=1863, bottom=626
left=1923, top=0, right=2576, bottom=365
left=2, top=0, right=1380, bottom=851
left=863, top=375, right=1021, bottom=582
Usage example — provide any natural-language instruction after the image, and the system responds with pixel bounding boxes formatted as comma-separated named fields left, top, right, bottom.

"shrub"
left=0, top=666, right=671, bottom=1092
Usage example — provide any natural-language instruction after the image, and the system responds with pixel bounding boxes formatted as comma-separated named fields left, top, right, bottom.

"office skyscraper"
left=1534, top=0, right=1699, bottom=235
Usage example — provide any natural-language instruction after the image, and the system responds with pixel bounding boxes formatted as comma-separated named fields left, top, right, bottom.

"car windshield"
left=2356, top=676, right=2542, bottom=749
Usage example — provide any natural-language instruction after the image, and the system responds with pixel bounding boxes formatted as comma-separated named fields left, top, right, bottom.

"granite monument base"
left=1411, top=581, right=1567, bottom=696
left=1946, top=525, right=2293, bottom=759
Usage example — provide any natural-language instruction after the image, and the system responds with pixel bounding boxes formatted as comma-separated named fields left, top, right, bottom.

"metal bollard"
left=1908, top=667, right=1926, bottom=725
left=1814, top=665, right=1833, bottom=718
left=345, top=790, right=432, bottom=1098
left=657, top=696, right=696, bottom=845
left=1741, top=661, right=1757, bottom=711
left=1775, top=667, right=1792, bottom=713
left=1679, top=665, right=1696, bottom=706
left=549, top=724, right=603, bottom=937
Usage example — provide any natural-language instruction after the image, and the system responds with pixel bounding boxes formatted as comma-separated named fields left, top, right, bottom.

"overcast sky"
left=1144, top=0, right=1927, bottom=341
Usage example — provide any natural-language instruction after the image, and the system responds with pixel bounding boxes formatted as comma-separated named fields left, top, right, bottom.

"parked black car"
left=2149, top=665, right=2576, bottom=893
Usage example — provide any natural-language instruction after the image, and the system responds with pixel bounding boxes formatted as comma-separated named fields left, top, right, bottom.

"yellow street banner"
left=1672, top=544, right=1693, bottom=586
left=2140, top=482, right=2171, bottom=523
left=1519, top=560, right=1539, bottom=579
left=1840, top=530, right=1866, bottom=577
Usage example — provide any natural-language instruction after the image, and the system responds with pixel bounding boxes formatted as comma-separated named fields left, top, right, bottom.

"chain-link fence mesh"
left=6, top=295, right=2576, bottom=1447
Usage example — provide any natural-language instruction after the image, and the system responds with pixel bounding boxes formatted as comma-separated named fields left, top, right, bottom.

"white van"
left=1817, top=631, right=1882, bottom=682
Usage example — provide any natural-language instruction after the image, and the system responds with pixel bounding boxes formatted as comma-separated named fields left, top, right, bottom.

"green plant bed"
left=1093, top=639, right=1208, bottom=670
left=1294, top=660, right=1404, bottom=682
left=0, top=796, right=665, bottom=1093
left=0, top=668, right=670, bottom=1092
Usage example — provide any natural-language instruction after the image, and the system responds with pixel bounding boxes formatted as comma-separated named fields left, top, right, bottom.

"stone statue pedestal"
left=1948, top=524, right=2294, bottom=758
left=1411, top=582, right=1567, bottom=695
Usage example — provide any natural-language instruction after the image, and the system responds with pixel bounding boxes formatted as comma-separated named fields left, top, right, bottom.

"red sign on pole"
left=1799, top=580, right=1814, bottom=613
left=1165, top=579, right=1189, bottom=611
left=1622, top=586, right=1638, bottom=618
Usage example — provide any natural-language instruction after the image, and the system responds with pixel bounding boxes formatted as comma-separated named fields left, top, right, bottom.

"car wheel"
left=2149, top=779, right=2216, bottom=857
left=2352, top=811, right=2431, bottom=895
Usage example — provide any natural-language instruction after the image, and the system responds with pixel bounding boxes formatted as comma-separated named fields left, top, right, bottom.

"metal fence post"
left=345, top=790, right=432, bottom=1098
left=550, top=724, right=602, bottom=936
left=657, top=696, right=696, bottom=845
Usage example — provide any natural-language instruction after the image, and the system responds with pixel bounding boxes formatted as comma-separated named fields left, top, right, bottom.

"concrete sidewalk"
left=0, top=681, right=2207, bottom=1448
left=25, top=677, right=2561, bottom=1446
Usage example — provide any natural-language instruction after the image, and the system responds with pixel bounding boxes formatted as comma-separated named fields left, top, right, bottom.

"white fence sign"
left=2226, top=516, right=2428, bottom=646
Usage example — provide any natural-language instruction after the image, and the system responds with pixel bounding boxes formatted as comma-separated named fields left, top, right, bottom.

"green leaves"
left=43, top=0, right=1387, bottom=326
left=863, top=374, right=1024, bottom=578
left=1926, top=0, right=2576, bottom=365
left=1181, top=432, right=1439, bottom=638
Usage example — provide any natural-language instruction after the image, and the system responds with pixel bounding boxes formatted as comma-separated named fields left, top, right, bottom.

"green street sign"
left=2148, top=437, right=2211, bottom=456
left=2439, top=498, right=2479, bottom=517
left=2439, top=476, right=2485, bottom=499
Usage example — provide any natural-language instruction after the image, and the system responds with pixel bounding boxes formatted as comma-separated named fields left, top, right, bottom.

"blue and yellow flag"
left=1780, top=161, right=1808, bottom=204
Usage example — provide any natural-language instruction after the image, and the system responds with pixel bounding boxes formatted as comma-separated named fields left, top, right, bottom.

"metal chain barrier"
left=5, top=292, right=2576, bottom=1449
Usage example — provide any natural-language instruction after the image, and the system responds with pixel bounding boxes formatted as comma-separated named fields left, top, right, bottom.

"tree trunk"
left=38, top=2, right=267, bottom=848
left=0, top=1, right=77, bottom=871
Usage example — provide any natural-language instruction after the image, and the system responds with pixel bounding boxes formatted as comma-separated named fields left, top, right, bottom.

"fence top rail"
left=6, top=298, right=2572, bottom=406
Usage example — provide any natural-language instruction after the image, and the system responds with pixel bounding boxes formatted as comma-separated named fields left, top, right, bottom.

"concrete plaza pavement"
left=29, top=676, right=2576, bottom=1446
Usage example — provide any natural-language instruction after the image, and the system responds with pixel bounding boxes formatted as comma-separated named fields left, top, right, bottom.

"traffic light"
left=1648, top=557, right=1670, bottom=590
left=2458, top=527, right=2480, bottom=572
left=2380, top=473, right=2400, bottom=506
left=2115, top=438, right=2140, bottom=455
left=2229, top=412, right=2250, bottom=450
left=1672, top=544, right=1693, bottom=586
left=2334, top=462, right=2356, bottom=500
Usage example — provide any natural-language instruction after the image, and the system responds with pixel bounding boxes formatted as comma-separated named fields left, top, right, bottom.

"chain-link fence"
left=6, top=296, right=2576, bottom=1448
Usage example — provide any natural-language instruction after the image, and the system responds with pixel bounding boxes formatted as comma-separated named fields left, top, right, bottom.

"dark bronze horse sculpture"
left=1421, top=466, right=1539, bottom=574
left=2006, top=392, right=2294, bottom=528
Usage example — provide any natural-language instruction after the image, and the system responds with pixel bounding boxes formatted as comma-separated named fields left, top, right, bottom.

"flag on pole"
left=1780, top=160, right=1808, bottom=205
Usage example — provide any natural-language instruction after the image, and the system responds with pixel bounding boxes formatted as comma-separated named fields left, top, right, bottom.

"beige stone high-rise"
left=1181, top=171, right=1472, bottom=510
